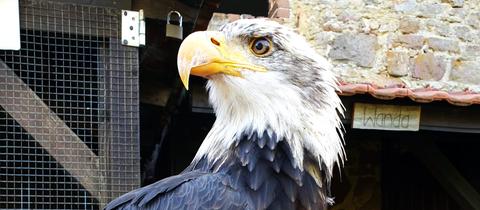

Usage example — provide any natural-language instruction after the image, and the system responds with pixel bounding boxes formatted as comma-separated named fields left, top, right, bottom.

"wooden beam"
left=99, top=40, right=141, bottom=204
left=0, top=62, right=102, bottom=202
left=411, top=140, right=480, bottom=210
left=20, top=1, right=116, bottom=37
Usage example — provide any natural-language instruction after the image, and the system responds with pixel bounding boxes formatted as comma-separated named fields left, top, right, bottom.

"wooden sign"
left=352, top=103, right=421, bottom=131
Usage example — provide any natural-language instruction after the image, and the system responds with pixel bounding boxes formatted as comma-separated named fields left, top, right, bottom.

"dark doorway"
left=330, top=128, right=480, bottom=210
left=382, top=130, right=480, bottom=210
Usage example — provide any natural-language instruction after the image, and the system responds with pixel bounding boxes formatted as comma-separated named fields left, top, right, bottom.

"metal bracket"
left=121, top=9, right=146, bottom=47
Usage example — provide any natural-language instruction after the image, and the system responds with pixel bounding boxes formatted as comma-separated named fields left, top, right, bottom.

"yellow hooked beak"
left=177, top=31, right=267, bottom=90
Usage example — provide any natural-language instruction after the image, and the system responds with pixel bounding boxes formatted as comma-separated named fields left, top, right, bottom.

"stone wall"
left=287, top=0, right=479, bottom=93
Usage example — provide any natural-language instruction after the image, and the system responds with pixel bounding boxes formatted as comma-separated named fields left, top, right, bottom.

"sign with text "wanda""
left=352, top=103, right=421, bottom=131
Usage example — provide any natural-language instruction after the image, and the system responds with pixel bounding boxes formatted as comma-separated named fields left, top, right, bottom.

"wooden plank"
left=411, top=140, right=480, bottom=210
left=55, top=0, right=131, bottom=9
left=0, top=62, right=102, bottom=202
left=20, top=0, right=118, bottom=37
left=352, top=103, right=421, bottom=131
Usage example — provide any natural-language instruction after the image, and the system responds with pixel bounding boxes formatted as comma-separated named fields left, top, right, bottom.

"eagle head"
left=178, top=19, right=344, bottom=175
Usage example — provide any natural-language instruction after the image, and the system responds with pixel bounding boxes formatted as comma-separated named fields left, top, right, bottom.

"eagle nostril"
left=210, top=38, right=220, bottom=46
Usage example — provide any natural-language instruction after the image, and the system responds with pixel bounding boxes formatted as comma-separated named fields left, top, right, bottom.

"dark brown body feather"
left=104, top=130, right=330, bottom=210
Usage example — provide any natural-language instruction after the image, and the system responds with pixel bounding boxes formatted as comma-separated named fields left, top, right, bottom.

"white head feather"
left=192, top=19, right=345, bottom=176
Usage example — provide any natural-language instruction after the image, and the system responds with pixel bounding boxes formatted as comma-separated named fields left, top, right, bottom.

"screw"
left=123, top=39, right=128, bottom=44
left=130, top=26, right=133, bottom=30
left=123, top=11, right=127, bottom=16
left=132, top=36, right=135, bottom=40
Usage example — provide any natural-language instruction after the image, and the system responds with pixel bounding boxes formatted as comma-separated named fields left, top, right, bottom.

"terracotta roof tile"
left=338, top=83, right=480, bottom=106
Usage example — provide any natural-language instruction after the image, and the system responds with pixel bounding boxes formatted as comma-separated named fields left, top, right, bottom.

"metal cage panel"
left=0, top=0, right=140, bottom=209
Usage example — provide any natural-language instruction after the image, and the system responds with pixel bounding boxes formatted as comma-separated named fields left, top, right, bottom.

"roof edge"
left=339, top=83, right=480, bottom=106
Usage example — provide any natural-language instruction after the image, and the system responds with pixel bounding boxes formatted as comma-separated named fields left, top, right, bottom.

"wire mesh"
left=0, top=0, right=140, bottom=209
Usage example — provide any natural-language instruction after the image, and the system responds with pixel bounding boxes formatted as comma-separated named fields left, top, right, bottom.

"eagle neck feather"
left=191, top=73, right=344, bottom=177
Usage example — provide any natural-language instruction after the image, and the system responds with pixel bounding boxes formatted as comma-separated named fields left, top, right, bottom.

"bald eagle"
left=105, top=19, right=345, bottom=210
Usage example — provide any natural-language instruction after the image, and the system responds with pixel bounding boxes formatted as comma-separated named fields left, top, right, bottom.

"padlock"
left=166, top=11, right=183, bottom=40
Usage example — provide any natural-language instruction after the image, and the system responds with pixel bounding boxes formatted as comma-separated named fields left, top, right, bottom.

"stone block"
left=399, top=17, right=420, bottom=34
left=394, top=0, right=417, bottom=13
left=323, top=21, right=344, bottom=32
left=378, top=20, right=399, bottom=33
left=273, top=0, right=290, bottom=9
left=359, top=19, right=380, bottom=33
left=449, top=8, right=468, bottom=20
left=466, top=12, right=480, bottom=29
left=460, top=44, right=480, bottom=59
left=412, top=53, right=448, bottom=81
left=396, top=34, right=425, bottom=49
left=227, top=14, right=241, bottom=21
left=441, top=0, right=464, bottom=8
left=451, top=61, right=480, bottom=84
left=269, top=0, right=291, bottom=18
left=338, top=10, right=361, bottom=22
left=453, top=24, right=475, bottom=42
left=328, top=34, right=378, bottom=67
left=418, top=3, right=449, bottom=18
left=315, top=32, right=335, bottom=46
left=426, top=37, right=459, bottom=52
left=270, top=7, right=290, bottom=18
left=426, top=19, right=452, bottom=37
left=387, top=51, right=410, bottom=77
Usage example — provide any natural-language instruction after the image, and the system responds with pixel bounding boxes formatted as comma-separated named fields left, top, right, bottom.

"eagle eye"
left=249, top=37, right=272, bottom=56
